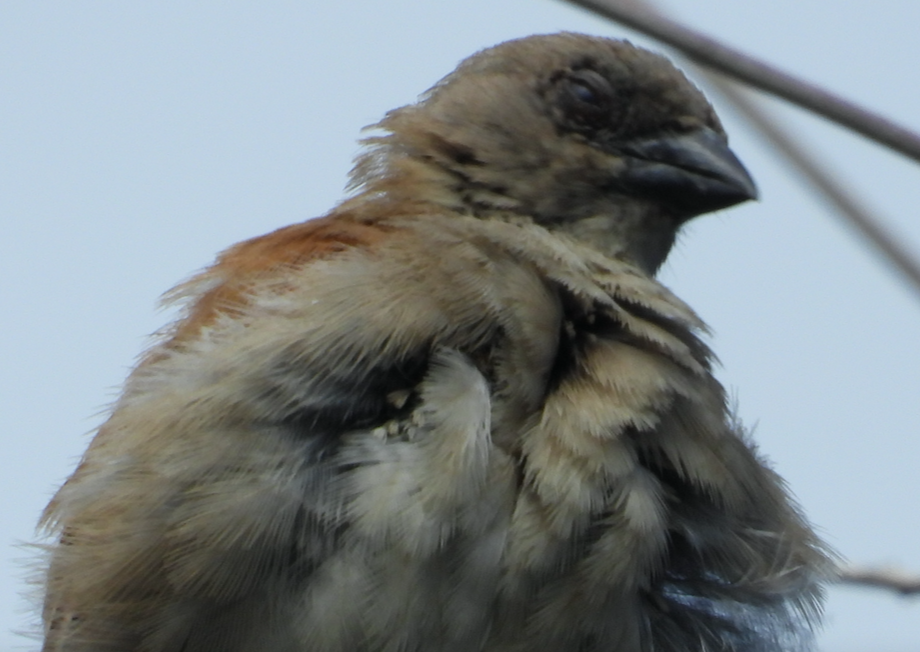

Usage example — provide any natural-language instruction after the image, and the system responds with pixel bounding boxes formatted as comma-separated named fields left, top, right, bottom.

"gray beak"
left=618, top=126, right=758, bottom=218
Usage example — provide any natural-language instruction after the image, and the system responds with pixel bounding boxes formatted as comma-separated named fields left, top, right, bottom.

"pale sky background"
left=2, top=2, right=919, bottom=650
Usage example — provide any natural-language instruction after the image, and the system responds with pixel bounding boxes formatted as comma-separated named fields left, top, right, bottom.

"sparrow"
left=38, top=32, right=831, bottom=652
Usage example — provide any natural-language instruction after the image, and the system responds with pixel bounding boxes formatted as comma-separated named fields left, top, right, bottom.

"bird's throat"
left=547, top=206, right=680, bottom=275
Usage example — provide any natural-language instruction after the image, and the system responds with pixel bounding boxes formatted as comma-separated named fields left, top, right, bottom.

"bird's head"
left=351, top=33, right=757, bottom=274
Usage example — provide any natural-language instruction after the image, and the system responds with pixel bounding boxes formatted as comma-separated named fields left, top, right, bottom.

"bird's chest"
left=480, top=302, right=709, bottom=650
left=322, top=252, right=718, bottom=651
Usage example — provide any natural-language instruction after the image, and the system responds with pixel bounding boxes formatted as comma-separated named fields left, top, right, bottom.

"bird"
left=38, top=32, right=831, bottom=652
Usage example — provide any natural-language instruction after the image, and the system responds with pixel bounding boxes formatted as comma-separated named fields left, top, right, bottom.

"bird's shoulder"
left=140, top=206, right=711, bottom=407
left=163, top=210, right=406, bottom=345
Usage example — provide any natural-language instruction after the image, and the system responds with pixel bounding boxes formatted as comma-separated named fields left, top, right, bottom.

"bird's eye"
left=556, top=69, right=616, bottom=128
left=570, top=79, right=600, bottom=105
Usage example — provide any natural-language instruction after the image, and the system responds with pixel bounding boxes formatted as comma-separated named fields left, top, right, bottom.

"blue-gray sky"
left=2, top=2, right=919, bottom=650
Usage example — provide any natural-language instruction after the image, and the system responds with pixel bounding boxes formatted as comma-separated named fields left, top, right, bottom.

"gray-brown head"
left=352, top=33, right=756, bottom=273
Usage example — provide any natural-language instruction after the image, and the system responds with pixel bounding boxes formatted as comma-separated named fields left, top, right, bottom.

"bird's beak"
left=617, top=126, right=758, bottom=218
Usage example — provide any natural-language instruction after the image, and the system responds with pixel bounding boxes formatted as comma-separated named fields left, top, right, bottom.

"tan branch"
left=837, top=566, right=920, bottom=596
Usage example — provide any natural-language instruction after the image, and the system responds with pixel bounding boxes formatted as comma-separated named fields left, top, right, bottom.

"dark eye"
left=570, top=78, right=600, bottom=104
left=557, top=69, right=615, bottom=128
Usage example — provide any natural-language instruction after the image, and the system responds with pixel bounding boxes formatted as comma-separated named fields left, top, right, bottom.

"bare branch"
left=562, top=0, right=920, bottom=165
left=837, top=566, right=920, bottom=596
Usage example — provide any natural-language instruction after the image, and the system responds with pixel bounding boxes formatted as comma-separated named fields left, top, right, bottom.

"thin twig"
left=837, top=566, right=920, bottom=596
left=563, top=0, right=920, bottom=165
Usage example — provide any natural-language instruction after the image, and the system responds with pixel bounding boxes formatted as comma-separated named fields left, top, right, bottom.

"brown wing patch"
left=165, top=213, right=399, bottom=345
